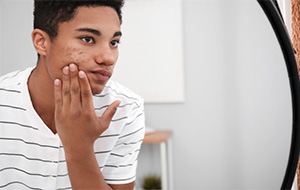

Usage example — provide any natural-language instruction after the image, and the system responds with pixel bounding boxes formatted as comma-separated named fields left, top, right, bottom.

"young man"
left=0, top=1, right=145, bottom=189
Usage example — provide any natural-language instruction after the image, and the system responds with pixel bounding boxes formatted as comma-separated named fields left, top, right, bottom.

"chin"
left=91, top=86, right=105, bottom=95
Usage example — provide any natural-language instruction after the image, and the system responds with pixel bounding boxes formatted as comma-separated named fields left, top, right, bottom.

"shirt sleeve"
left=102, top=98, right=145, bottom=185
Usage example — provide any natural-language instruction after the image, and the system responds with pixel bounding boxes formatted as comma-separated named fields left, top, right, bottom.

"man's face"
left=46, top=6, right=121, bottom=94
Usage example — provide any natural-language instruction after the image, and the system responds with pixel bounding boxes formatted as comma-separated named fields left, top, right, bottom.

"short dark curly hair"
left=34, top=0, right=124, bottom=40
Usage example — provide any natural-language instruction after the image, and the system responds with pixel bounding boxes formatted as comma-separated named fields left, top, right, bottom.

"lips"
left=91, top=70, right=112, bottom=82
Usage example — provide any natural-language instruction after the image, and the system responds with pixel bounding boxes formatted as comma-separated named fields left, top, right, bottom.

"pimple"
left=64, top=47, right=80, bottom=56
left=61, top=46, right=91, bottom=67
left=63, top=47, right=83, bottom=60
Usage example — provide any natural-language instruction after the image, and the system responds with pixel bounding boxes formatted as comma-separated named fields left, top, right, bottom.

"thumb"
left=100, top=100, right=121, bottom=127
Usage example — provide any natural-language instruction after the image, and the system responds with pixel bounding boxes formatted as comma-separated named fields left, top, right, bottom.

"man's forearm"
left=65, top=147, right=112, bottom=190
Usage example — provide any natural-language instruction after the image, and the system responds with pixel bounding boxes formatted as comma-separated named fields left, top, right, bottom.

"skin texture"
left=28, top=6, right=134, bottom=189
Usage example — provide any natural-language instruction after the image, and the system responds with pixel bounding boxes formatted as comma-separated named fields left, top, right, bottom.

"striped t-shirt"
left=0, top=67, right=145, bottom=189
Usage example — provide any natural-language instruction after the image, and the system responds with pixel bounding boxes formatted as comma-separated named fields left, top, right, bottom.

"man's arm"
left=54, top=64, right=133, bottom=189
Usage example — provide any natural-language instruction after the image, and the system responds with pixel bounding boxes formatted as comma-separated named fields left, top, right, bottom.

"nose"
left=95, top=45, right=117, bottom=66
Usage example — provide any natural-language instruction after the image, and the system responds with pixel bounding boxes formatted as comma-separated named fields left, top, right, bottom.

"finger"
left=78, top=70, right=94, bottom=110
left=100, top=100, right=121, bottom=127
left=69, top=64, right=81, bottom=110
left=62, top=66, right=71, bottom=109
left=54, top=79, right=62, bottom=114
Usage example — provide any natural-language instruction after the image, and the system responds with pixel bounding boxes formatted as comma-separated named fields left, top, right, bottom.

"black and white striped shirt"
left=0, top=67, right=145, bottom=189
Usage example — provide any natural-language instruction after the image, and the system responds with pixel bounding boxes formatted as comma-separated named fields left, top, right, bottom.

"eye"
left=110, top=40, right=120, bottom=48
left=81, top=36, right=94, bottom=44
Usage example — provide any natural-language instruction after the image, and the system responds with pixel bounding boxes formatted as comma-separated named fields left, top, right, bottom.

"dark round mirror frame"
left=258, top=0, right=300, bottom=189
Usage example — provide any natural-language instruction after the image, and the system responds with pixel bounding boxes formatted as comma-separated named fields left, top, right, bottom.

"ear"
left=31, top=29, right=51, bottom=56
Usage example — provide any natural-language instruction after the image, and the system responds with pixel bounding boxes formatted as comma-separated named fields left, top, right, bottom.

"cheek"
left=48, top=47, right=92, bottom=80
left=62, top=47, right=92, bottom=69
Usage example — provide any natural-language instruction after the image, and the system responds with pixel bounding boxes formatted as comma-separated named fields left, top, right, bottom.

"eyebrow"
left=76, top=27, right=122, bottom=38
left=113, top=31, right=122, bottom=37
left=76, top=28, right=101, bottom=36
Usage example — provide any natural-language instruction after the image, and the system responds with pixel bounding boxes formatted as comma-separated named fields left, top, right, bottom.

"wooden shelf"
left=143, top=130, right=172, bottom=144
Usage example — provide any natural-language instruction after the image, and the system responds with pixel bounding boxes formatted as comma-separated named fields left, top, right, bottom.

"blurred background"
left=0, top=0, right=294, bottom=189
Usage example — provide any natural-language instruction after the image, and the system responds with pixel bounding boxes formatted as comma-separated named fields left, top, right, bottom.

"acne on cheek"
left=62, top=47, right=91, bottom=70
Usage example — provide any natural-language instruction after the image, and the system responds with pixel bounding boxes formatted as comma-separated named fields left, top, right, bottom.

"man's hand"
left=54, top=63, right=120, bottom=156
left=53, top=63, right=122, bottom=189
left=53, top=64, right=135, bottom=189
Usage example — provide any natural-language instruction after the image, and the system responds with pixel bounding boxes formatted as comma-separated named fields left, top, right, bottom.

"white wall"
left=0, top=0, right=36, bottom=75
left=277, top=0, right=292, bottom=37
left=113, top=0, right=185, bottom=103
left=0, top=0, right=293, bottom=189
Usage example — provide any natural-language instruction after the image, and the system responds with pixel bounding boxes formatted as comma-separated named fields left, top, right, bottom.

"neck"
left=28, top=61, right=57, bottom=134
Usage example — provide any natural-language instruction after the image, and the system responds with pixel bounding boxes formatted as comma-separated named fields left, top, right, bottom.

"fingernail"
left=79, top=71, right=85, bottom=78
left=70, top=64, right=77, bottom=72
left=54, top=79, right=61, bottom=86
left=63, top=66, right=69, bottom=75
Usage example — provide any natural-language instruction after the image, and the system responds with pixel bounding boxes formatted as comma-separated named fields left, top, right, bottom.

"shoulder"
left=0, top=68, right=33, bottom=118
left=101, top=80, right=144, bottom=104
left=92, top=80, right=144, bottom=121
left=0, top=67, right=33, bottom=88
left=93, top=80, right=145, bottom=138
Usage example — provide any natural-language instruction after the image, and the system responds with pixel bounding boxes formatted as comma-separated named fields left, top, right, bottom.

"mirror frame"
left=258, top=0, right=300, bottom=189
